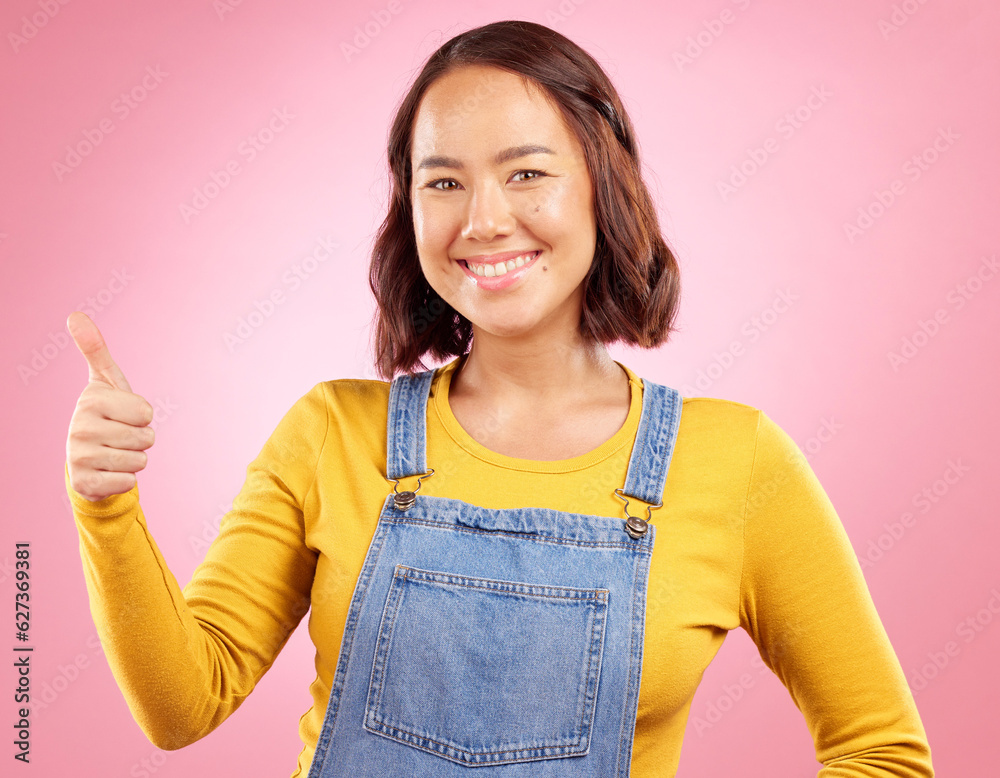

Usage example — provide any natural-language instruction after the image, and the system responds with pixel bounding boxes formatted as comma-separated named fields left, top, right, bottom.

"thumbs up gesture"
left=65, top=312, right=156, bottom=502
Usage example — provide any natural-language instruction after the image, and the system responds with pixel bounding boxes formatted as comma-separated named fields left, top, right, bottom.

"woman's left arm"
left=739, top=411, right=934, bottom=777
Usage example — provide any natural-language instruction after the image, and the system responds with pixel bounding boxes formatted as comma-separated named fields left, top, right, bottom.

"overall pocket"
left=364, top=564, right=609, bottom=767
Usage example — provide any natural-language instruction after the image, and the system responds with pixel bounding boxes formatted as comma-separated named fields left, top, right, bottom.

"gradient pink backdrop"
left=2, top=0, right=998, bottom=775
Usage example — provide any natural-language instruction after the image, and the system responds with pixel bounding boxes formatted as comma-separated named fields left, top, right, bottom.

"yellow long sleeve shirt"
left=65, top=356, right=934, bottom=776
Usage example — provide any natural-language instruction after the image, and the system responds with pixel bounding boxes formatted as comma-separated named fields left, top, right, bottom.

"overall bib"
left=307, top=366, right=682, bottom=777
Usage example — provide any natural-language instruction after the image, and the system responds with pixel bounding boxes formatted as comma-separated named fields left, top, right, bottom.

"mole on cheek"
left=542, top=265, right=548, bottom=271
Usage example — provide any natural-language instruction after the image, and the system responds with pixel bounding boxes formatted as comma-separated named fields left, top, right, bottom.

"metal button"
left=389, top=469, right=434, bottom=512
left=624, top=516, right=648, bottom=539
left=614, top=488, right=660, bottom=539
left=393, top=490, right=416, bottom=511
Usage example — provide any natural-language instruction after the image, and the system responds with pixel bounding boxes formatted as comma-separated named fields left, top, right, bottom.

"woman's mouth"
left=458, top=250, right=542, bottom=291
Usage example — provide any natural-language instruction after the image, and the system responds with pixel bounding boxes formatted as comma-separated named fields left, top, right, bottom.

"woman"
left=64, top=19, right=934, bottom=777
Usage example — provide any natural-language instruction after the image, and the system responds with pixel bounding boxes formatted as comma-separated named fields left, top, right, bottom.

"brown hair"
left=368, top=19, right=681, bottom=379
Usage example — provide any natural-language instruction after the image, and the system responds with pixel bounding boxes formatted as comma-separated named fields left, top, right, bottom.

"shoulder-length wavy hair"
left=368, top=19, right=681, bottom=379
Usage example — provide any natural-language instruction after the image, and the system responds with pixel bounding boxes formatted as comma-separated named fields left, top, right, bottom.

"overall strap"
left=619, top=379, right=683, bottom=506
left=386, top=368, right=684, bottom=507
left=386, top=367, right=436, bottom=481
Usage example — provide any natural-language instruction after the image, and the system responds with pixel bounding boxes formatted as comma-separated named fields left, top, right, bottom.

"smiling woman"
left=64, top=18, right=933, bottom=778
left=411, top=66, right=599, bottom=345
left=369, top=26, right=679, bottom=386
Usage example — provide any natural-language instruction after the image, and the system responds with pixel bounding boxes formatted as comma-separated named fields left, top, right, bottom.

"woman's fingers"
left=67, top=310, right=135, bottom=394
left=66, top=312, right=156, bottom=502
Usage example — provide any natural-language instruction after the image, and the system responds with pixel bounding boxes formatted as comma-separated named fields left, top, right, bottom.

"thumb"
left=66, top=311, right=134, bottom=394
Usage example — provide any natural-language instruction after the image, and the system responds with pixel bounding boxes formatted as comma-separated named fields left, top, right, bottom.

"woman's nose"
left=460, top=185, right=516, bottom=242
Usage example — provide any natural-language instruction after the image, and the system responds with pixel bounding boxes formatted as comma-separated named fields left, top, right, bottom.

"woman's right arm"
left=64, top=312, right=322, bottom=750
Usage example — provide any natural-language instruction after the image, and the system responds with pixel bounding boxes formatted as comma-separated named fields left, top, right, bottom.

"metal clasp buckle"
left=614, top=488, right=662, bottom=539
left=389, top=468, right=435, bottom=511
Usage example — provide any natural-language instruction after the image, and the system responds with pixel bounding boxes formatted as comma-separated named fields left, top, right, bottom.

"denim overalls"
left=307, top=365, right=682, bottom=777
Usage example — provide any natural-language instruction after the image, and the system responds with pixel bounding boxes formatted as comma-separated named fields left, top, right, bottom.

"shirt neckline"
left=430, top=355, right=645, bottom=474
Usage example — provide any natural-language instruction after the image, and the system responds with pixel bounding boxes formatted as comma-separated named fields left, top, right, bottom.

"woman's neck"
left=449, top=330, right=627, bottom=414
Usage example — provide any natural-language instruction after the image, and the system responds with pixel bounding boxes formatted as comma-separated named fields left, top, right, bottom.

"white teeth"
left=468, top=251, right=537, bottom=277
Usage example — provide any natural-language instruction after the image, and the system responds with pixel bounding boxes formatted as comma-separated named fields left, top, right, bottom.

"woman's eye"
left=425, top=170, right=546, bottom=191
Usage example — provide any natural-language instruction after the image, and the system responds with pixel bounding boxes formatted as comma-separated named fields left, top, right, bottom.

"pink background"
left=2, top=0, right=998, bottom=775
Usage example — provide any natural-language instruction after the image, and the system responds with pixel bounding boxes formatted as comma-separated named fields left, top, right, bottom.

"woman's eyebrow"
left=416, top=144, right=555, bottom=171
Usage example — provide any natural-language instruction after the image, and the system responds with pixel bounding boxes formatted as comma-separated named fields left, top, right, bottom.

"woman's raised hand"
left=65, top=312, right=156, bottom=502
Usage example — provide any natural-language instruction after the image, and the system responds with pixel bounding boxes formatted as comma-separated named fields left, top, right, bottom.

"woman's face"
left=409, top=65, right=597, bottom=343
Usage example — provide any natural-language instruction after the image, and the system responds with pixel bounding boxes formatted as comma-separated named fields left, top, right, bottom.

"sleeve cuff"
left=64, top=460, right=140, bottom=520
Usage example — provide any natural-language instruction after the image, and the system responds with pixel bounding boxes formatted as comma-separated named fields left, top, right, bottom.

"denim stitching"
left=382, top=516, right=653, bottom=553
left=307, top=505, right=393, bottom=775
left=367, top=565, right=407, bottom=733
left=364, top=566, right=608, bottom=762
